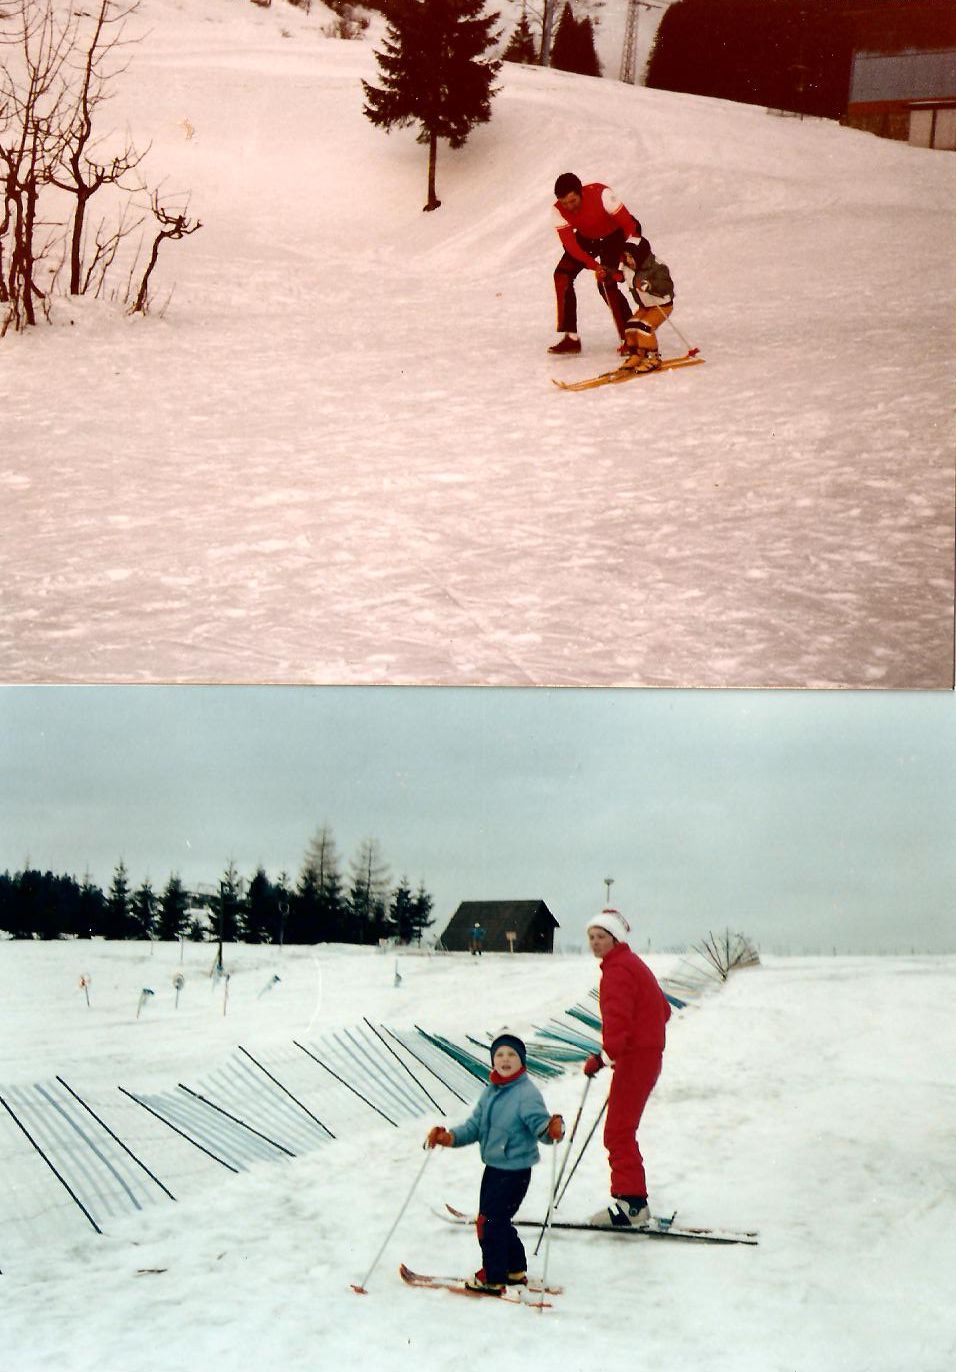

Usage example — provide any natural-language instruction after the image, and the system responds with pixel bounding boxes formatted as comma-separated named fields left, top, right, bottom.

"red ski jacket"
left=553, top=183, right=638, bottom=268
left=598, top=941, right=671, bottom=1060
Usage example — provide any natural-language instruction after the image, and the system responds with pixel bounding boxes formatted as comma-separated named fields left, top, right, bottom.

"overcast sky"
left=2, top=686, right=954, bottom=955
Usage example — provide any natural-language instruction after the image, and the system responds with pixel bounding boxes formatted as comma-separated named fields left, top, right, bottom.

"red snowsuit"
left=553, top=183, right=639, bottom=338
left=597, top=941, right=670, bottom=1198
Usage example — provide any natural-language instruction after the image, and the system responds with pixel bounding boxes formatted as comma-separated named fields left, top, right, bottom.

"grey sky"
left=2, top=687, right=954, bottom=954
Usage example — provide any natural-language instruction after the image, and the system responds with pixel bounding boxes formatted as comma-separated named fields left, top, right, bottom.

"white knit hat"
left=586, top=907, right=631, bottom=942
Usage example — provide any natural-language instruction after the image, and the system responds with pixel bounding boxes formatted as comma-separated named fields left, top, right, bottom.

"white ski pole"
left=535, top=1135, right=560, bottom=1311
left=533, top=1075, right=591, bottom=1256
left=661, top=308, right=699, bottom=357
left=351, top=1148, right=432, bottom=1294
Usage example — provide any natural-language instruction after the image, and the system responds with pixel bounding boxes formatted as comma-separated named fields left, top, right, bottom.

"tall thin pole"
left=351, top=1150, right=433, bottom=1293
left=540, top=0, right=555, bottom=66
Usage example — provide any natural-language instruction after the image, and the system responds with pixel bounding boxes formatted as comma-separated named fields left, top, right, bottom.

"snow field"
left=1, top=939, right=955, bottom=1371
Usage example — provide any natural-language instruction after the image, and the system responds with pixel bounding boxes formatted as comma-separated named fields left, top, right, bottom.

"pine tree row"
left=0, top=826, right=435, bottom=947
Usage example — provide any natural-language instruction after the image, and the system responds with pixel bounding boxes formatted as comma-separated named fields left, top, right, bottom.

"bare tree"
left=129, top=191, right=201, bottom=315
left=1, top=0, right=76, bottom=326
left=303, top=823, right=341, bottom=888
left=1, top=0, right=197, bottom=331
left=46, top=0, right=149, bottom=295
left=347, top=838, right=392, bottom=941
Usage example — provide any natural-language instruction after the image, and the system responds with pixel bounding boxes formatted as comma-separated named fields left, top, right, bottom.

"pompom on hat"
left=586, top=907, right=631, bottom=943
left=490, top=1031, right=527, bottom=1066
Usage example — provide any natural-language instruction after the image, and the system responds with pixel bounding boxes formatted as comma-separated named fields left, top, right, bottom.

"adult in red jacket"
left=582, top=907, right=670, bottom=1227
left=549, top=172, right=641, bottom=356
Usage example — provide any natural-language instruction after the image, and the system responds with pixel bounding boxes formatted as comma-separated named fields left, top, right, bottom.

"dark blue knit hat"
left=490, top=1032, right=527, bottom=1066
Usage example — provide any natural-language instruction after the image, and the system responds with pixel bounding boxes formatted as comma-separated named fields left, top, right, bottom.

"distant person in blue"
left=469, top=922, right=486, bottom=956
left=425, top=1032, right=564, bottom=1295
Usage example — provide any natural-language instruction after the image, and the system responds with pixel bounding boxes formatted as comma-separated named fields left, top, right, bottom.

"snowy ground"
left=2, top=939, right=955, bottom=1372
left=3, top=0, right=954, bottom=687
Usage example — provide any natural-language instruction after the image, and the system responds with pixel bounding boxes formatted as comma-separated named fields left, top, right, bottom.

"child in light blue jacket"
left=425, top=1031, right=564, bottom=1295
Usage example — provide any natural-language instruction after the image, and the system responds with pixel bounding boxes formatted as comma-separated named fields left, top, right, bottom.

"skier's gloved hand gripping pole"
left=350, top=1145, right=434, bottom=1293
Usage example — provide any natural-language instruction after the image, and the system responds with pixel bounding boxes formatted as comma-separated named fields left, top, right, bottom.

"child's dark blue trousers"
left=476, top=1165, right=532, bottom=1282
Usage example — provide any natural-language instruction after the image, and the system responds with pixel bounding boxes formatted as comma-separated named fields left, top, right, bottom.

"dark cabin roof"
left=441, top=900, right=559, bottom=951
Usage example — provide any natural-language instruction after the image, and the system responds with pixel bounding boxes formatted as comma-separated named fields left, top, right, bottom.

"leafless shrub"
left=661, top=929, right=760, bottom=1000
left=128, top=190, right=201, bottom=315
left=1, top=0, right=197, bottom=332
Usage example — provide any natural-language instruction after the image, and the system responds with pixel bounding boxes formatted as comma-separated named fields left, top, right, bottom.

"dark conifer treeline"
left=0, top=846, right=436, bottom=946
left=646, top=0, right=956, bottom=119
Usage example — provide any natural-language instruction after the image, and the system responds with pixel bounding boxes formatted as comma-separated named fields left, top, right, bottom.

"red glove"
left=544, top=1114, right=565, bottom=1141
left=425, top=1126, right=454, bottom=1149
left=583, top=1053, right=605, bottom=1077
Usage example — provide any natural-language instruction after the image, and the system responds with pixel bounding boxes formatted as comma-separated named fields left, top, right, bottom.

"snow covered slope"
left=2, top=939, right=955, bottom=1371
left=3, top=0, right=954, bottom=686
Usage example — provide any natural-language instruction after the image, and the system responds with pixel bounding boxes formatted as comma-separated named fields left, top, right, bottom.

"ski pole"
left=550, top=1074, right=592, bottom=1210
left=662, top=309, right=699, bottom=357
left=532, top=1076, right=592, bottom=1257
left=351, top=1148, right=432, bottom=1293
left=554, top=1089, right=609, bottom=1211
left=533, top=1132, right=560, bottom=1310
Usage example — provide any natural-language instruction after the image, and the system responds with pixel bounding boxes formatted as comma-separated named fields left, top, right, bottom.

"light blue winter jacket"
left=450, top=1071, right=554, bottom=1171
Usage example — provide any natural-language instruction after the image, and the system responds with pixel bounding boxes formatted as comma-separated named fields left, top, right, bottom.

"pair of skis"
left=553, top=351, right=705, bottom=392
left=400, top=1202, right=759, bottom=1306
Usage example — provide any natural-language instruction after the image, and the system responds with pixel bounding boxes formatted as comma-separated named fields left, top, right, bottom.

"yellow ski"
left=553, top=353, right=705, bottom=392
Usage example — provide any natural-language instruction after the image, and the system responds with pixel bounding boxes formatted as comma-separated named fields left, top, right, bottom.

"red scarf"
left=490, top=1065, right=526, bottom=1086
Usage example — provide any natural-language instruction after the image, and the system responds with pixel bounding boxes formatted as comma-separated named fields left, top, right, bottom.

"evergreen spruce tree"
left=157, top=874, right=189, bottom=941
left=104, top=861, right=134, bottom=938
left=0, top=870, right=15, bottom=937
left=363, top=0, right=502, bottom=211
left=550, top=3, right=601, bottom=77
left=242, top=867, right=277, bottom=944
left=409, top=880, right=436, bottom=944
left=576, top=14, right=601, bottom=77
left=12, top=869, right=58, bottom=939
left=549, top=4, right=577, bottom=71
left=131, top=879, right=158, bottom=940
left=504, top=10, right=537, bottom=63
left=78, top=872, right=106, bottom=938
left=212, top=860, right=244, bottom=949
left=388, top=876, right=416, bottom=944
left=290, top=866, right=319, bottom=945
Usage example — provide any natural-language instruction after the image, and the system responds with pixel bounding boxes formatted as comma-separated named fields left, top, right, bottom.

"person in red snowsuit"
left=549, top=171, right=641, bottom=355
left=582, top=907, right=670, bottom=1227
